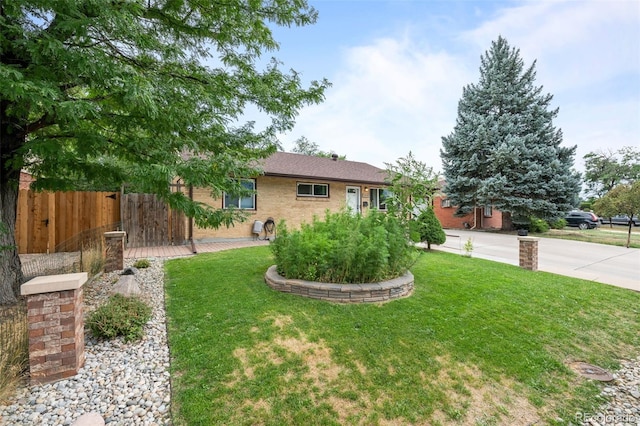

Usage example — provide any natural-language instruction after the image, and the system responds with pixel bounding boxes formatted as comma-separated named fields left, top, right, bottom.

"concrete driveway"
left=432, top=229, right=640, bottom=292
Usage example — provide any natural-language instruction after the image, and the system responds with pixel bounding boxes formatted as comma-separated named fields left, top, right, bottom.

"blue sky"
left=265, top=0, right=639, bottom=174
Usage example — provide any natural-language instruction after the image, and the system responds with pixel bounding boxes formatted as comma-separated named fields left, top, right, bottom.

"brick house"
left=190, top=152, right=390, bottom=241
left=433, top=181, right=503, bottom=230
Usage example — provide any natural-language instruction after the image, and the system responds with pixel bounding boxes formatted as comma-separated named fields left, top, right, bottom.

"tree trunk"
left=1, top=96, right=26, bottom=304
left=501, top=211, right=513, bottom=231
left=0, top=174, right=23, bottom=305
left=626, top=221, right=632, bottom=249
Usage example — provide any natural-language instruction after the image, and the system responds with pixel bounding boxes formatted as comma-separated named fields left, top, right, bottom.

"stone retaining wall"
left=264, top=265, right=414, bottom=303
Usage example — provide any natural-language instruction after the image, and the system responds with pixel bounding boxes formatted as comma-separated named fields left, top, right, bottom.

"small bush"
left=82, top=245, right=105, bottom=276
left=87, top=294, right=152, bottom=342
left=271, top=210, right=418, bottom=283
left=549, top=218, right=567, bottom=229
left=133, top=259, right=151, bottom=269
left=529, top=217, right=550, bottom=233
left=411, top=208, right=446, bottom=249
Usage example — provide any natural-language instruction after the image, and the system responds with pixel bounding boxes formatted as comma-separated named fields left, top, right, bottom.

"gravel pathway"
left=0, top=255, right=638, bottom=425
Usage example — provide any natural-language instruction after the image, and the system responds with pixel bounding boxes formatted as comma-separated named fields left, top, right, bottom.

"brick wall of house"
left=433, top=195, right=474, bottom=229
left=433, top=195, right=502, bottom=230
left=191, top=176, right=384, bottom=240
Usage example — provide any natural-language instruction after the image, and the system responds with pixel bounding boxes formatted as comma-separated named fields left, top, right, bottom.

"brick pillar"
left=518, top=236, right=539, bottom=271
left=21, top=272, right=88, bottom=385
left=104, top=231, right=126, bottom=272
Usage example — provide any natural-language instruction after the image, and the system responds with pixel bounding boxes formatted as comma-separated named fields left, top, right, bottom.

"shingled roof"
left=261, top=152, right=388, bottom=185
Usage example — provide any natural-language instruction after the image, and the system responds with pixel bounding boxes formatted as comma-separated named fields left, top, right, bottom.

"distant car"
left=565, top=211, right=599, bottom=230
left=599, top=215, right=640, bottom=226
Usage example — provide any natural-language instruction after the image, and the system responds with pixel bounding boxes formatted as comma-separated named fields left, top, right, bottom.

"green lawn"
left=164, top=247, right=640, bottom=426
left=540, top=226, right=640, bottom=248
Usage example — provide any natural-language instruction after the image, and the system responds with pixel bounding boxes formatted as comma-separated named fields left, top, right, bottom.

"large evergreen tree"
left=440, top=36, right=580, bottom=229
left=0, top=0, right=329, bottom=304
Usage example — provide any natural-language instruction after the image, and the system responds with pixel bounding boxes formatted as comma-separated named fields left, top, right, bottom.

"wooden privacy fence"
left=15, top=190, right=121, bottom=254
left=121, top=193, right=185, bottom=247
left=15, top=189, right=186, bottom=253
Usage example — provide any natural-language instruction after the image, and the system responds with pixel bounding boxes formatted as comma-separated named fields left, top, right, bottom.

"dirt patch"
left=269, top=314, right=294, bottom=329
left=430, top=356, right=541, bottom=425
left=354, top=360, right=367, bottom=375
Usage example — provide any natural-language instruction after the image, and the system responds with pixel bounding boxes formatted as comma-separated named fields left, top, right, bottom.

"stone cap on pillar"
left=104, top=231, right=126, bottom=239
left=517, top=236, right=540, bottom=242
left=21, top=272, right=88, bottom=296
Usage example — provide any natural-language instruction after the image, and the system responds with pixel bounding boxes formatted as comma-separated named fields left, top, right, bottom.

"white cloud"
left=283, top=0, right=639, bottom=175
left=284, top=36, right=472, bottom=171
left=460, top=0, right=640, bottom=91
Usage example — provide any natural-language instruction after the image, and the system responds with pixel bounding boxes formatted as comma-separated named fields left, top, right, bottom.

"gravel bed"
left=580, top=356, right=640, bottom=426
left=0, top=258, right=171, bottom=426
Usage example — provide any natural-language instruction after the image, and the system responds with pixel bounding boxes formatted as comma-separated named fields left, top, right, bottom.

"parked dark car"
left=599, top=215, right=640, bottom=226
left=565, top=211, right=599, bottom=230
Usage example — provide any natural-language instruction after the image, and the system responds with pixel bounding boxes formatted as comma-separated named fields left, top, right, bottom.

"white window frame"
left=441, top=198, right=452, bottom=208
left=297, top=182, right=329, bottom=198
left=370, top=188, right=390, bottom=211
left=484, top=204, right=493, bottom=217
left=223, top=179, right=256, bottom=210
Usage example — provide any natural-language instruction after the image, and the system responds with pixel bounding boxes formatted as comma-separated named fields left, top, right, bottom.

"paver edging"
left=264, top=265, right=414, bottom=303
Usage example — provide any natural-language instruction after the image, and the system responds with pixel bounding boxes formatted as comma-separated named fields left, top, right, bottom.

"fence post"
left=21, top=272, right=88, bottom=385
left=104, top=231, right=126, bottom=272
left=518, top=236, right=539, bottom=271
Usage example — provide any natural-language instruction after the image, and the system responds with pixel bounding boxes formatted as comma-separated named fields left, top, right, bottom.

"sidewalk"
left=124, top=239, right=270, bottom=259
left=433, top=229, right=640, bottom=292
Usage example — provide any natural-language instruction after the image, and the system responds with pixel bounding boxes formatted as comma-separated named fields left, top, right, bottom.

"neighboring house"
left=190, top=152, right=390, bottom=241
left=433, top=181, right=503, bottom=230
left=19, top=171, right=35, bottom=189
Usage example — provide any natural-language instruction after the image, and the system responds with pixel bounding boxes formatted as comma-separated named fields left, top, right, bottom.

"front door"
left=346, top=186, right=361, bottom=213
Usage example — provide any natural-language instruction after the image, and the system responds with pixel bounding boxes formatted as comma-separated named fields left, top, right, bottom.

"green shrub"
left=271, top=210, right=418, bottom=283
left=549, top=218, right=567, bottom=229
left=87, top=294, right=152, bottom=342
left=133, top=259, right=151, bottom=268
left=411, top=208, right=446, bottom=249
left=529, top=217, right=550, bottom=233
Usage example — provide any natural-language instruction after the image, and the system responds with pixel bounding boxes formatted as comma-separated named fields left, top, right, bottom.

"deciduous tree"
left=440, top=36, right=580, bottom=229
left=0, top=0, right=329, bottom=304
left=593, top=182, right=640, bottom=248
left=291, top=136, right=344, bottom=159
left=583, top=147, right=640, bottom=199
left=384, top=152, right=439, bottom=236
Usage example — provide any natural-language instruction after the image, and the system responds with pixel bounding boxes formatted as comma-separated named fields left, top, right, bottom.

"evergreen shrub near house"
left=271, top=210, right=418, bottom=283
left=410, top=208, right=446, bottom=250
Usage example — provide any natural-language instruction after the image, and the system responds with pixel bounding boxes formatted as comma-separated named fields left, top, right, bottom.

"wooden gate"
left=15, top=190, right=121, bottom=254
left=121, top=193, right=185, bottom=248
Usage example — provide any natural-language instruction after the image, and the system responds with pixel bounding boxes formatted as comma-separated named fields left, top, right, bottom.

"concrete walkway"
left=124, top=239, right=270, bottom=259
left=434, top=229, right=640, bottom=292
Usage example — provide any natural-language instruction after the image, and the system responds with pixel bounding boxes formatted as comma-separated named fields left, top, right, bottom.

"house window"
left=441, top=198, right=452, bottom=208
left=370, top=188, right=390, bottom=211
left=484, top=205, right=492, bottom=217
left=223, top=179, right=256, bottom=209
left=297, top=182, right=329, bottom=197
